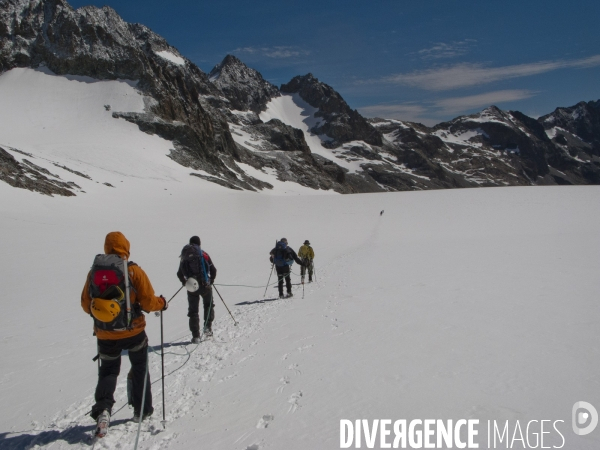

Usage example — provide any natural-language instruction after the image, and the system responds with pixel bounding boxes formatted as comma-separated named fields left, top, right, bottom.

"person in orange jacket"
left=81, top=231, right=167, bottom=428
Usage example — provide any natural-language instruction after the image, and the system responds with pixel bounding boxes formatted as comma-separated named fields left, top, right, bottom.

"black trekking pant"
left=301, top=259, right=314, bottom=280
left=92, top=331, right=152, bottom=420
left=187, top=285, right=214, bottom=337
left=276, top=265, right=292, bottom=296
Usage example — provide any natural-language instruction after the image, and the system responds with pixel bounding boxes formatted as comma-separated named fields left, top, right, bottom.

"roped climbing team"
left=82, top=231, right=313, bottom=434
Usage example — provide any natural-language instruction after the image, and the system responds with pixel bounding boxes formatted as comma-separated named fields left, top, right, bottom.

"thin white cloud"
left=383, top=55, right=600, bottom=91
left=359, top=90, right=536, bottom=125
left=359, top=103, right=436, bottom=126
left=433, top=89, right=537, bottom=114
left=232, top=46, right=310, bottom=59
left=417, top=39, right=476, bottom=60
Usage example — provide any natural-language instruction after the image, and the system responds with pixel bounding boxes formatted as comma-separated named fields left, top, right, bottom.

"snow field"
left=0, top=185, right=599, bottom=449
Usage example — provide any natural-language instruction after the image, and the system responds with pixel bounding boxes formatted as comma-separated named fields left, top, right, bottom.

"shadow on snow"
left=0, top=419, right=129, bottom=448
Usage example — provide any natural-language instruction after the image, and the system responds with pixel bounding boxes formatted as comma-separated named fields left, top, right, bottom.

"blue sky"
left=70, top=0, right=600, bottom=125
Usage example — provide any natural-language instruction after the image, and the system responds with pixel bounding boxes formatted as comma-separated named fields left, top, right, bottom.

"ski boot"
left=132, top=409, right=153, bottom=423
left=95, top=410, right=110, bottom=438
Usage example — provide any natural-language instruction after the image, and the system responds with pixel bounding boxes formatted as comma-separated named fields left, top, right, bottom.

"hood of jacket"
left=104, top=231, right=131, bottom=259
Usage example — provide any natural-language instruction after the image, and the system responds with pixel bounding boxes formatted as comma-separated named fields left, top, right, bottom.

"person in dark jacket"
left=177, top=236, right=217, bottom=342
left=270, top=238, right=304, bottom=298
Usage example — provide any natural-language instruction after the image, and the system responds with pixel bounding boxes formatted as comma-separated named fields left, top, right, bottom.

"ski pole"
left=160, top=311, right=166, bottom=429
left=264, top=239, right=277, bottom=297
left=134, top=348, right=150, bottom=450
left=212, top=285, right=238, bottom=326
left=314, top=262, right=317, bottom=283
left=155, top=285, right=184, bottom=317
left=264, top=264, right=274, bottom=297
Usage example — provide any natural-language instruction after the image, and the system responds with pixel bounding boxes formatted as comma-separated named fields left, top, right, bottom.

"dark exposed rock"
left=280, top=74, right=382, bottom=148
left=250, top=119, right=311, bottom=154
left=190, top=173, right=244, bottom=191
left=539, top=100, right=600, bottom=156
left=372, top=101, right=600, bottom=188
left=0, top=146, right=76, bottom=196
left=208, top=54, right=280, bottom=113
left=53, top=163, right=91, bottom=179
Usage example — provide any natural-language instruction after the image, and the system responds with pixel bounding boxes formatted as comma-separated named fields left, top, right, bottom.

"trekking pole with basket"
left=263, top=263, right=274, bottom=298
left=263, top=239, right=277, bottom=297
left=213, top=285, right=238, bottom=326
left=134, top=351, right=150, bottom=450
left=160, top=310, right=167, bottom=429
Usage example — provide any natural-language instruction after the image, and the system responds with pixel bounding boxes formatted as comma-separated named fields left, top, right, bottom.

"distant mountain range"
left=1, top=0, right=599, bottom=195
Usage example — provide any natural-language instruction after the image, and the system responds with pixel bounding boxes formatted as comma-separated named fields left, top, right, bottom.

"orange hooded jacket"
left=81, top=231, right=166, bottom=340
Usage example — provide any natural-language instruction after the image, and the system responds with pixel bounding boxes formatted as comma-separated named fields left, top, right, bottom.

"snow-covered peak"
left=281, top=74, right=382, bottom=147
left=538, top=99, right=600, bottom=149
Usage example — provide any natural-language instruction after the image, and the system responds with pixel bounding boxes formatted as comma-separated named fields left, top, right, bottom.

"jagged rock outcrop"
left=373, top=104, right=600, bottom=187
left=209, top=54, right=280, bottom=113
left=280, top=73, right=382, bottom=148
left=540, top=100, right=600, bottom=159
left=0, top=146, right=78, bottom=196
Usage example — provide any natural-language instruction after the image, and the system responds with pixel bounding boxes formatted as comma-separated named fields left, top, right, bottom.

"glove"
left=209, top=278, right=214, bottom=285
left=160, top=295, right=168, bottom=311
left=269, top=256, right=274, bottom=264
left=182, top=279, right=186, bottom=287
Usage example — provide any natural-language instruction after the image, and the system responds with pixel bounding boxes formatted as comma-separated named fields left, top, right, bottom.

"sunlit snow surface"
left=1, top=182, right=600, bottom=449
left=155, top=50, right=185, bottom=66
left=261, top=94, right=370, bottom=174
left=0, top=69, right=599, bottom=450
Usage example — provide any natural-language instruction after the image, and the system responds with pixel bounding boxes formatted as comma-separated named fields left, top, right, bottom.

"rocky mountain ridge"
left=208, top=54, right=280, bottom=113
left=1, top=0, right=599, bottom=196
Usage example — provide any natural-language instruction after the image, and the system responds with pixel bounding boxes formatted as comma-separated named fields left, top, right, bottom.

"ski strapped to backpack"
left=89, top=254, right=141, bottom=331
left=180, top=244, right=210, bottom=288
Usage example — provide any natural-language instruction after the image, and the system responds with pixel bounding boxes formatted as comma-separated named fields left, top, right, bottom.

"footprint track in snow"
left=256, top=414, right=274, bottom=428
left=287, top=363, right=301, bottom=375
left=296, top=344, right=313, bottom=353
left=287, top=391, right=302, bottom=414
left=276, top=376, right=290, bottom=394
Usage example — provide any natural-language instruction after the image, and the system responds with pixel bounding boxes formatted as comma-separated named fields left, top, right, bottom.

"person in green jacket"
left=298, top=240, right=315, bottom=283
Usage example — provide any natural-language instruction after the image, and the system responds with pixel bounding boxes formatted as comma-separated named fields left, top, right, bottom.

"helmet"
left=186, top=277, right=199, bottom=292
left=91, top=298, right=121, bottom=323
